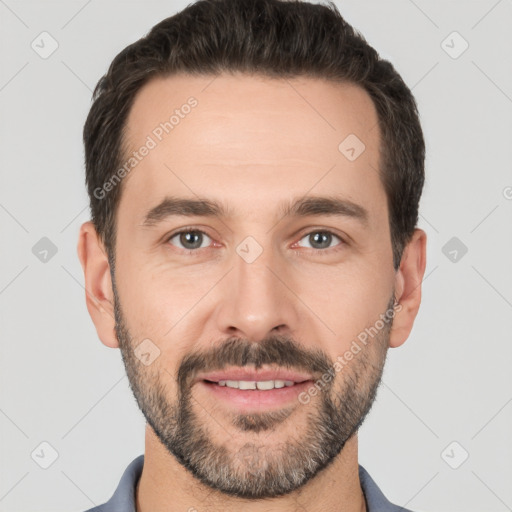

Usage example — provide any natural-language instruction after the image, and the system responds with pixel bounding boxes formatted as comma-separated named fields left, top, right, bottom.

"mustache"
left=177, top=334, right=333, bottom=391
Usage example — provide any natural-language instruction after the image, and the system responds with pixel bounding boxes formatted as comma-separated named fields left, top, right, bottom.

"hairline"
left=106, top=71, right=388, bottom=266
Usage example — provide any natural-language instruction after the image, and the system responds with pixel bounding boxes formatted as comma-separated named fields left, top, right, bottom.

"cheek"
left=298, top=267, right=391, bottom=354
left=114, top=264, right=216, bottom=363
left=115, top=248, right=185, bottom=319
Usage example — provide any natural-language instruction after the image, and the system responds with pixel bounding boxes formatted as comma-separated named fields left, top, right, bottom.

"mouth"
left=206, top=379, right=300, bottom=390
left=194, top=368, right=314, bottom=411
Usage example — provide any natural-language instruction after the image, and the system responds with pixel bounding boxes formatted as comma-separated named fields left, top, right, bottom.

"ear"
left=389, top=228, right=427, bottom=348
left=77, top=221, right=119, bottom=348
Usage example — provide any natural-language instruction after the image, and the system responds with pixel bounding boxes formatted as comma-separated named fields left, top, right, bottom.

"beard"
left=112, top=277, right=395, bottom=499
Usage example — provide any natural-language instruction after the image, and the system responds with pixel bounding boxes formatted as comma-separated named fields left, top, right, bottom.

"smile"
left=206, top=379, right=298, bottom=390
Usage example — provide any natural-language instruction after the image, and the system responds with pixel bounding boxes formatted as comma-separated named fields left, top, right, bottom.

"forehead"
left=119, top=72, right=385, bottom=227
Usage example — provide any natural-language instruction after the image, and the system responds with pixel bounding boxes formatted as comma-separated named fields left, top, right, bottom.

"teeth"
left=239, top=381, right=257, bottom=390
left=256, top=381, right=274, bottom=390
left=215, top=380, right=297, bottom=390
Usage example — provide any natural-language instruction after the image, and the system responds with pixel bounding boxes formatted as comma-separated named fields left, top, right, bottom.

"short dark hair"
left=83, top=0, right=425, bottom=271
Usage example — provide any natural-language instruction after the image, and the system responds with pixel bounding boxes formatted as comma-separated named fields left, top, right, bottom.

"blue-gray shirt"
left=84, top=455, right=413, bottom=511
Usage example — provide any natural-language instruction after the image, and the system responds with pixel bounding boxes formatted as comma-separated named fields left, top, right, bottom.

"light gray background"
left=1, top=1, right=511, bottom=511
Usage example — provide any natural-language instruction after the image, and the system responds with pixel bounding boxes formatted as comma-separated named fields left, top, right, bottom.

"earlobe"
left=389, top=228, right=427, bottom=348
left=77, top=221, right=119, bottom=349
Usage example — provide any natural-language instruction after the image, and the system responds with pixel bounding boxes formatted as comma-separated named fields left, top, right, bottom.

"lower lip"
left=198, top=380, right=313, bottom=411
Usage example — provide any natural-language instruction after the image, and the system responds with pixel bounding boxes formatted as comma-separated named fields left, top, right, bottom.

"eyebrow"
left=141, top=195, right=369, bottom=228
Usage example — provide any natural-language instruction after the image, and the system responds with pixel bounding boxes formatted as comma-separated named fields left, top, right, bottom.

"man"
left=77, top=0, right=427, bottom=510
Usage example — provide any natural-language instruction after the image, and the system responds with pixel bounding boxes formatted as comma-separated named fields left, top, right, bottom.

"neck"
left=136, top=425, right=367, bottom=512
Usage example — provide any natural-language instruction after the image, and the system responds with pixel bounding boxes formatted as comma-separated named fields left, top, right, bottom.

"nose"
left=212, top=243, right=301, bottom=342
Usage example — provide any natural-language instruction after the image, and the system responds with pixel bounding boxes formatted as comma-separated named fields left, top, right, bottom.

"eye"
left=167, top=229, right=213, bottom=251
left=296, top=230, right=344, bottom=251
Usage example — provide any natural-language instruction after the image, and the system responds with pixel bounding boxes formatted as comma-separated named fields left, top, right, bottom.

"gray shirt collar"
left=85, top=455, right=413, bottom=512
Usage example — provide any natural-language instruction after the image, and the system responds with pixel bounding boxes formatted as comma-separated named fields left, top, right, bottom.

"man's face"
left=112, top=73, right=397, bottom=498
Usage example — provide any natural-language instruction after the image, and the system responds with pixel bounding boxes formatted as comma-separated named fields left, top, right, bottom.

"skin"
left=78, top=73, right=427, bottom=512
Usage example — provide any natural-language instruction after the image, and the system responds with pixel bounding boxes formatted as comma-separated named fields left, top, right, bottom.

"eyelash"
left=165, top=227, right=346, bottom=256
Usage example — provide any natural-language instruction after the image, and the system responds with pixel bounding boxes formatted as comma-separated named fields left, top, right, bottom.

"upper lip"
left=195, top=367, right=314, bottom=384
